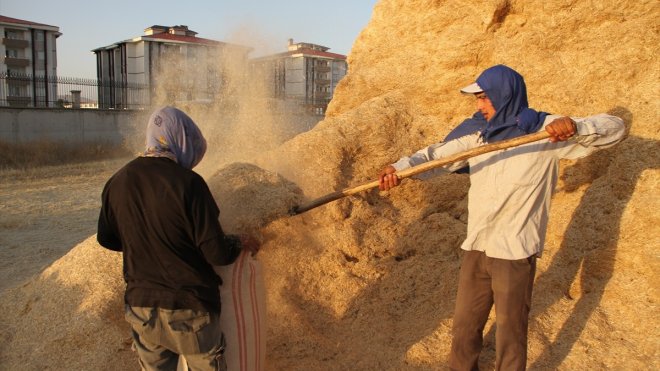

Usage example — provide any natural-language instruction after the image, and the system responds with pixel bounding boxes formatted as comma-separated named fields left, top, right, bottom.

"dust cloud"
left=125, top=30, right=318, bottom=229
left=148, top=32, right=320, bottom=180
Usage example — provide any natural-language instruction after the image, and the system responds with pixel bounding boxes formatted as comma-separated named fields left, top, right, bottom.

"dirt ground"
left=0, top=141, right=657, bottom=370
left=0, top=159, right=129, bottom=292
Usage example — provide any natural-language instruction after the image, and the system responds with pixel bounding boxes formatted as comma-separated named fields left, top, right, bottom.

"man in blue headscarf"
left=98, top=106, right=258, bottom=370
left=378, top=65, right=625, bottom=370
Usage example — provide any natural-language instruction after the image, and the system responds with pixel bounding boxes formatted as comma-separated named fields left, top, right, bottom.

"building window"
left=5, top=30, right=22, bottom=39
left=6, top=49, right=19, bottom=58
left=8, top=85, right=21, bottom=96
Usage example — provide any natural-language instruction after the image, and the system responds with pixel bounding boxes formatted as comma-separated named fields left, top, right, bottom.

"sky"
left=0, top=0, right=379, bottom=79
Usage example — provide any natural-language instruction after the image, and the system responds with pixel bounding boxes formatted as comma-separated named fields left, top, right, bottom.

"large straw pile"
left=1, top=0, right=658, bottom=370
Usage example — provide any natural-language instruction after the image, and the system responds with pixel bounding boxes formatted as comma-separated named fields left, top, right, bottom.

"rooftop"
left=92, top=24, right=251, bottom=52
left=254, top=48, right=347, bottom=61
left=0, top=15, right=60, bottom=33
left=253, top=39, right=346, bottom=61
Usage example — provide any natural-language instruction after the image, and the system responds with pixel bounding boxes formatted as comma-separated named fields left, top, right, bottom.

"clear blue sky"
left=0, top=0, right=378, bottom=78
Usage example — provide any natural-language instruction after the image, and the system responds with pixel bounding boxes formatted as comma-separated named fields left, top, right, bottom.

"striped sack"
left=216, top=250, right=266, bottom=371
left=178, top=251, right=266, bottom=371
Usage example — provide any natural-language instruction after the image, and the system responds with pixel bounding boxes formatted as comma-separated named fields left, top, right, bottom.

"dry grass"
left=0, top=140, right=132, bottom=171
left=0, top=157, right=130, bottom=292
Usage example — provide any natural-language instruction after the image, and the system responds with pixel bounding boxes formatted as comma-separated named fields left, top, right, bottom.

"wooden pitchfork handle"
left=290, top=130, right=552, bottom=215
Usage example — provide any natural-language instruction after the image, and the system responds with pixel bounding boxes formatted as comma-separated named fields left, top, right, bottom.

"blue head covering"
left=142, top=106, right=207, bottom=169
left=444, top=65, right=549, bottom=143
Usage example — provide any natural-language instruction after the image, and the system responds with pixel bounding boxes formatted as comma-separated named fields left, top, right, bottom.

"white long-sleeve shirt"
left=392, top=114, right=625, bottom=259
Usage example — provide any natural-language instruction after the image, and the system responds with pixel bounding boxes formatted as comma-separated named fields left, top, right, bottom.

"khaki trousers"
left=125, top=305, right=227, bottom=371
left=449, top=250, right=536, bottom=371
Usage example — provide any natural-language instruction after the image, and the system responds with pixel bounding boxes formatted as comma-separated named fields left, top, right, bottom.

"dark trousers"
left=449, top=250, right=536, bottom=371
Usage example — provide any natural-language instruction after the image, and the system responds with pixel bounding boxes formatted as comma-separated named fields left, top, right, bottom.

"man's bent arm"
left=554, top=113, right=625, bottom=160
left=391, top=133, right=478, bottom=175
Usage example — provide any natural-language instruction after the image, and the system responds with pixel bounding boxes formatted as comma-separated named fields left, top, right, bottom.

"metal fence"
left=0, top=72, right=332, bottom=114
left=0, top=72, right=149, bottom=109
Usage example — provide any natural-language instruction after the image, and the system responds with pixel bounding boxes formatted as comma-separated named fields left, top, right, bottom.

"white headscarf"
left=142, top=106, right=207, bottom=169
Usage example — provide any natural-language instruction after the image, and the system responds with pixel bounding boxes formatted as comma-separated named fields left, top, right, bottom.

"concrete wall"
left=0, top=107, right=148, bottom=146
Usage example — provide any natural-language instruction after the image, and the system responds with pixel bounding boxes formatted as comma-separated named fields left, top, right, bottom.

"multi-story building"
left=250, top=39, right=347, bottom=114
left=92, top=25, right=251, bottom=109
left=0, top=15, right=61, bottom=107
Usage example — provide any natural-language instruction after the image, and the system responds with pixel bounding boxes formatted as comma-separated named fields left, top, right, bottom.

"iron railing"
left=0, top=72, right=332, bottom=114
left=0, top=72, right=149, bottom=109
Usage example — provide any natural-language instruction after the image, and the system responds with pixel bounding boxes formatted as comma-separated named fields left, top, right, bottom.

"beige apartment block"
left=92, top=25, right=251, bottom=109
left=251, top=39, right=347, bottom=114
left=0, top=15, right=61, bottom=107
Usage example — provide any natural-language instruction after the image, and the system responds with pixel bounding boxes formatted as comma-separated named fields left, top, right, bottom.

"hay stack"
left=0, top=237, right=132, bottom=369
left=206, top=162, right=304, bottom=234
left=254, top=0, right=659, bottom=369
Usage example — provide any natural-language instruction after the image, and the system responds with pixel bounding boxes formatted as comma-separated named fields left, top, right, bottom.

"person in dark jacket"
left=98, top=106, right=258, bottom=371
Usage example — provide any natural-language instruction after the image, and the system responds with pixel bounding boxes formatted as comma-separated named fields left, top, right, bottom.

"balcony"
left=315, top=78, right=331, bottom=86
left=3, top=38, right=29, bottom=49
left=315, top=65, right=330, bottom=72
left=3, top=57, right=30, bottom=67
left=6, top=95, right=31, bottom=107
left=6, top=76, right=31, bottom=86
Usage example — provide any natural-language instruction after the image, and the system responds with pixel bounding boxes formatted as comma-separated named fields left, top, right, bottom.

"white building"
left=92, top=25, right=251, bottom=109
left=0, top=15, right=61, bottom=107
left=250, top=39, right=347, bottom=114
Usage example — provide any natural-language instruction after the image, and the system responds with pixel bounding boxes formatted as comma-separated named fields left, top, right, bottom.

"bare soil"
left=0, top=159, right=129, bottom=292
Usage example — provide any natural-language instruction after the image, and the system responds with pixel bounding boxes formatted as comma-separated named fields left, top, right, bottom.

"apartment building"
left=250, top=39, right=347, bottom=114
left=92, top=25, right=251, bottom=109
left=0, top=15, right=61, bottom=107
